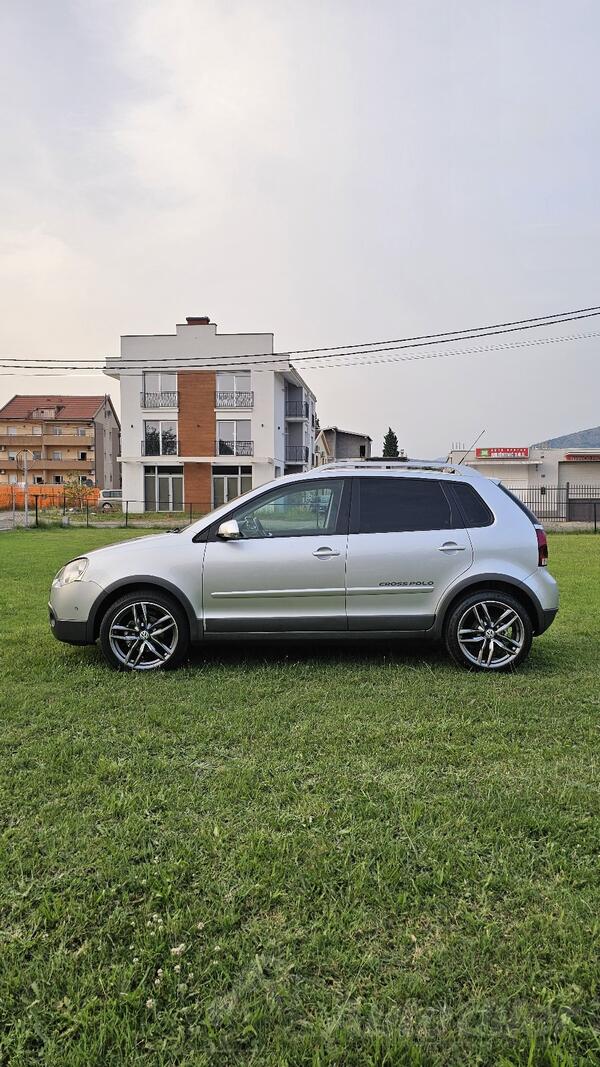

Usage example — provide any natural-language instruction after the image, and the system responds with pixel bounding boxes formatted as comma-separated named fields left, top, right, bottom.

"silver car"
left=49, top=460, right=558, bottom=672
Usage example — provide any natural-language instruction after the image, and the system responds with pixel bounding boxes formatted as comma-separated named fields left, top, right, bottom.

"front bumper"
left=49, top=605, right=90, bottom=645
left=48, top=578, right=103, bottom=646
left=538, top=607, right=558, bottom=635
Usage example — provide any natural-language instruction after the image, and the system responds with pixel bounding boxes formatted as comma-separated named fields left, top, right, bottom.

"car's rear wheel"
left=99, top=590, right=189, bottom=671
left=445, top=590, right=533, bottom=672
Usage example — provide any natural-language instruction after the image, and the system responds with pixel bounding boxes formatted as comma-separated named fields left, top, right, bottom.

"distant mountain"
left=532, top=426, right=600, bottom=449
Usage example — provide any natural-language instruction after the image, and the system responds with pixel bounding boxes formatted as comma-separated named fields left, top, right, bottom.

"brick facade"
left=178, top=371, right=216, bottom=507
left=178, top=371, right=216, bottom=456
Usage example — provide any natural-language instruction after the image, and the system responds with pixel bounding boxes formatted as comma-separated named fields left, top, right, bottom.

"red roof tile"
left=0, top=395, right=107, bottom=421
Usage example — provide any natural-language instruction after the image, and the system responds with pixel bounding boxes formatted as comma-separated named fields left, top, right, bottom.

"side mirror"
left=217, top=519, right=241, bottom=540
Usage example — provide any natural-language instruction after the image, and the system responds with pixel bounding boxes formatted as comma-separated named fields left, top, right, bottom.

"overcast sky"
left=1, top=0, right=599, bottom=454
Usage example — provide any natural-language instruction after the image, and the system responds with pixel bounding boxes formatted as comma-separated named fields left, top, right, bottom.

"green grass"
left=0, top=530, right=599, bottom=1066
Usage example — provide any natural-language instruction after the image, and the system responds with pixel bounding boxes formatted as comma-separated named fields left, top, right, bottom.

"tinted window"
left=450, top=482, right=494, bottom=528
left=355, top=478, right=453, bottom=533
left=233, top=480, right=345, bottom=538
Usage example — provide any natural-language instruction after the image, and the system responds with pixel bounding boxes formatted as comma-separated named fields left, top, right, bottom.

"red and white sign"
left=475, top=447, right=529, bottom=459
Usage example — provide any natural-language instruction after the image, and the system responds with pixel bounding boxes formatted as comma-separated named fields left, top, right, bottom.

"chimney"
left=186, top=316, right=211, bottom=325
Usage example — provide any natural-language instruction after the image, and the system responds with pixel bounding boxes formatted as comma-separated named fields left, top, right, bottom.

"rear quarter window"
left=448, top=482, right=495, bottom=528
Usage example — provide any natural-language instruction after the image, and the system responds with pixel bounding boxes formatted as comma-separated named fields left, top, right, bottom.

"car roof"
left=293, top=459, right=486, bottom=482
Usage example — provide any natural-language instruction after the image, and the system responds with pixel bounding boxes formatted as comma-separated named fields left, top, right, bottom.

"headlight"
left=53, top=557, right=89, bottom=587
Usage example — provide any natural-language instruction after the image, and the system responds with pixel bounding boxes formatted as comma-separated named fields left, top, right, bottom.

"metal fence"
left=0, top=495, right=213, bottom=530
left=1, top=484, right=599, bottom=531
left=506, top=484, right=600, bottom=525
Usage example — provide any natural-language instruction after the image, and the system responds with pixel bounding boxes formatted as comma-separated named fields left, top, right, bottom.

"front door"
left=345, top=477, right=473, bottom=630
left=202, top=479, right=349, bottom=632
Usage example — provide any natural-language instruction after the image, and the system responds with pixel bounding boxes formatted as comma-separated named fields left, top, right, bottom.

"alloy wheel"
left=456, top=599, right=526, bottom=669
left=108, top=600, right=179, bottom=670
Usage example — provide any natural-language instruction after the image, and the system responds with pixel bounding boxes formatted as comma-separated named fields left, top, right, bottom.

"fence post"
left=63, top=492, right=66, bottom=515
left=125, top=500, right=129, bottom=527
left=35, top=496, right=39, bottom=527
left=86, top=500, right=89, bottom=528
left=189, top=502, right=193, bottom=523
left=594, top=501, right=597, bottom=534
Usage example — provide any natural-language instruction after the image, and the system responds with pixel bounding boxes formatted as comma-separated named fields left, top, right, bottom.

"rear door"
left=345, top=476, right=473, bottom=631
left=202, top=478, right=350, bottom=633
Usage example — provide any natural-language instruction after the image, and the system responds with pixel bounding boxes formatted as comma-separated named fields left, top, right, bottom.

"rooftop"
left=0, top=395, right=108, bottom=421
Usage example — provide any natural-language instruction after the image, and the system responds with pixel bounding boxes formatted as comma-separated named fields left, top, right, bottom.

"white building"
left=105, top=316, right=317, bottom=512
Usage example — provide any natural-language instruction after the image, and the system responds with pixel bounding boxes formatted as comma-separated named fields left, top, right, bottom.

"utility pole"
left=17, top=449, right=33, bottom=528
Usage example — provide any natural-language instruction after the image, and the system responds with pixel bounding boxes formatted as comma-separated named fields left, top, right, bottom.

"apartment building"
left=105, top=316, right=317, bottom=512
left=0, top=395, right=120, bottom=488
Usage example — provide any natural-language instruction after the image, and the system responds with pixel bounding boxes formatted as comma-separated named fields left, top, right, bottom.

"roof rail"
left=313, top=458, right=482, bottom=476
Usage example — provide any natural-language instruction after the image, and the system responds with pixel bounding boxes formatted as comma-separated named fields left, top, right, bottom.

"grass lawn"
left=0, top=529, right=599, bottom=1066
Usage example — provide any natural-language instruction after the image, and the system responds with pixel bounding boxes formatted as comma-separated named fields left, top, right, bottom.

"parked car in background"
left=49, top=459, right=558, bottom=672
left=98, top=489, right=122, bottom=511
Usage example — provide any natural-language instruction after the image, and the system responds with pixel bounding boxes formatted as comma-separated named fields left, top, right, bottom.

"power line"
left=1, top=303, right=600, bottom=371
left=3, top=327, right=598, bottom=377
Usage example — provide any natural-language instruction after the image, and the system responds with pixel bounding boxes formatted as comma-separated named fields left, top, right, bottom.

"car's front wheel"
left=99, top=589, right=189, bottom=671
left=444, top=589, right=533, bottom=672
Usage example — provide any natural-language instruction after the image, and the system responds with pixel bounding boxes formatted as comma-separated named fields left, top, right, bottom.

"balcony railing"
left=141, top=439, right=179, bottom=457
left=285, top=400, right=309, bottom=418
left=141, top=391, right=179, bottom=409
left=285, top=444, right=309, bottom=463
left=215, top=391, right=254, bottom=409
left=216, top=439, right=254, bottom=457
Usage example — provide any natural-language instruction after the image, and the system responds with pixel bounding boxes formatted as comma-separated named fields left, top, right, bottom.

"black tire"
left=98, top=588, right=189, bottom=671
left=102, top=502, right=113, bottom=511
left=444, top=589, right=533, bottom=672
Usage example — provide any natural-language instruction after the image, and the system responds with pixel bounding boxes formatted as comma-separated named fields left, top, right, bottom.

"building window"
left=52, top=451, right=63, bottom=461
left=143, top=420, right=178, bottom=456
left=77, top=427, right=87, bottom=436
left=35, top=476, right=43, bottom=484
left=143, top=465, right=184, bottom=512
left=359, top=444, right=366, bottom=457
left=78, top=451, right=87, bottom=460
left=51, top=427, right=62, bottom=436
left=215, top=371, right=252, bottom=408
left=32, top=426, right=42, bottom=436
left=212, top=465, right=252, bottom=507
left=53, top=475, right=63, bottom=484
left=216, top=420, right=253, bottom=456
left=32, top=451, right=42, bottom=460
left=9, top=474, right=17, bottom=484
left=8, top=427, right=16, bottom=436
left=143, top=372, right=178, bottom=408
left=8, top=451, right=17, bottom=461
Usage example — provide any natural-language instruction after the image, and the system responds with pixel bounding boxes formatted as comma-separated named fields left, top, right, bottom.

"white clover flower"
left=171, top=943, right=186, bottom=957
left=146, top=998, right=155, bottom=1009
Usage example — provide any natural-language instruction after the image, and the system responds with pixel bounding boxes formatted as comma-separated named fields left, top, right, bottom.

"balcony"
left=215, top=391, right=254, bottom=409
left=216, top=439, right=254, bottom=457
left=285, top=444, right=309, bottom=463
left=141, top=391, right=179, bottom=409
left=285, top=400, right=309, bottom=418
left=141, top=439, right=179, bottom=457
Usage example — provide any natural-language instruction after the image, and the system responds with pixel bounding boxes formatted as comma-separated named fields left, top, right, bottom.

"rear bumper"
left=48, top=605, right=90, bottom=645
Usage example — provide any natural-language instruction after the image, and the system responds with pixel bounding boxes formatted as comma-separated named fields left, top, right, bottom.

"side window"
left=449, top=482, right=495, bottom=528
left=354, top=478, right=454, bottom=534
left=232, top=480, right=345, bottom=539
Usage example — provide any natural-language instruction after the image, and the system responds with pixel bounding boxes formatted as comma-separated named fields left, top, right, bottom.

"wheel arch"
left=433, top=574, right=544, bottom=638
left=88, top=577, right=200, bottom=642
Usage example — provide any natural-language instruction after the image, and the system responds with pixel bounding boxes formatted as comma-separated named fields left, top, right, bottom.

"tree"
left=382, top=427, right=399, bottom=458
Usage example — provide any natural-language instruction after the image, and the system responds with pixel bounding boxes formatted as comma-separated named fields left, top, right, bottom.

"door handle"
left=438, top=542, right=466, bottom=552
left=313, top=547, right=340, bottom=558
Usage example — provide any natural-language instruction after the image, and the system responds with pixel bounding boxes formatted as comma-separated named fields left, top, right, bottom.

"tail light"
left=535, top=527, right=548, bottom=567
